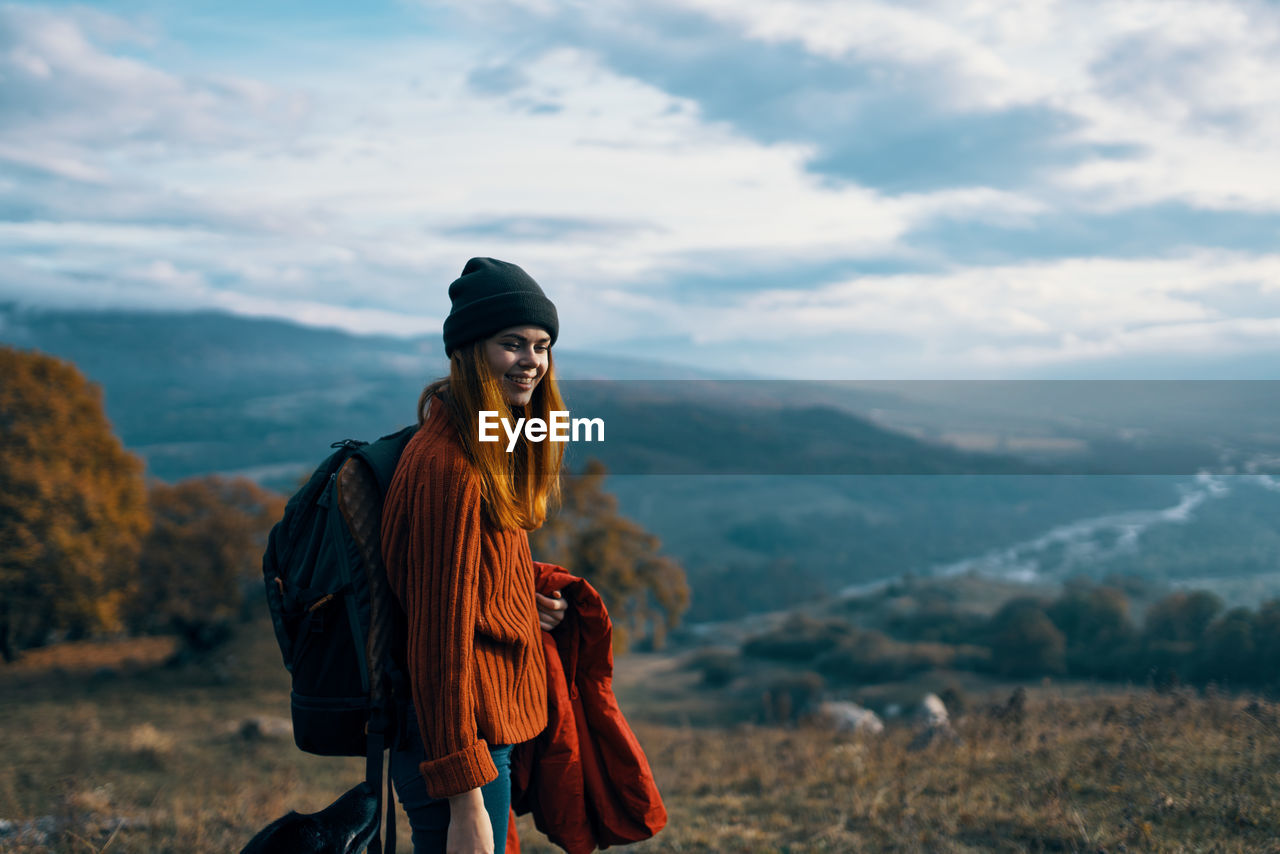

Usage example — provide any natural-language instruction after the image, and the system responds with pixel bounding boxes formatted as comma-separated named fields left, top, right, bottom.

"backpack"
left=261, top=424, right=418, bottom=854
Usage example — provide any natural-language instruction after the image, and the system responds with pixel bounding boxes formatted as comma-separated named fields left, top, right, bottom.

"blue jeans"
left=390, top=708, right=512, bottom=854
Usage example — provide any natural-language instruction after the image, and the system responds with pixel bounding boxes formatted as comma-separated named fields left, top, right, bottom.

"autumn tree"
left=129, top=475, right=284, bottom=655
left=1046, top=584, right=1136, bottom=678
left=1255, top=599, right=1280, bottom=689
left=530, top=459, right=689, bottom=651
left=1144, top=590, right=1224, bottom=645
left=0, top=346, right=151, bottom=661
left=1141, top=590, right=1224, bottom=683
left=1196, top=606, right=1256, bottom=685
left=986, top=597, right=1066, bottom=677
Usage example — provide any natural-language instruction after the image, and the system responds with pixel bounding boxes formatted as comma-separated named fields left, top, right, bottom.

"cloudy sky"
left=3, top=0, right=1280, bottom=378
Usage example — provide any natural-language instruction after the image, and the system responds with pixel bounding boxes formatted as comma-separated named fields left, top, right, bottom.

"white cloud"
left=201, top=291, right=441, bottom=337
left=656, top=0, right=1280, bottom=209
left=0, top=142, right=110, bottom=183
left=649, top=251, right=1280, bottom=372
left=1, top=21, right=965, bottom=322
left=676, top=0, right=1040, bottom=110
left=5, top=0, right=1280, bottom=381
left=0, top=5, right=309, bottom=163
left=125, top=259, right=207, bottom=291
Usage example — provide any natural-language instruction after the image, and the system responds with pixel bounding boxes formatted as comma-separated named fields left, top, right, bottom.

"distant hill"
left=0, top=304, right=1039, bottom=482
left=9, top=305, right=1270, bottom=622
left=0, top=306, right=437, bottom=482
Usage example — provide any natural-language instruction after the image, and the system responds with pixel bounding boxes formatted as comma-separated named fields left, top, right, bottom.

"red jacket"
left=506, top=562, right=667, bottom=854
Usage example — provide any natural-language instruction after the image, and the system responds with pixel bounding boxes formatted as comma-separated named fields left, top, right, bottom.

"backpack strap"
left=336, top=448, right=413, bottom=699
left=336, top=429, right=416, bottom=854
left=363, top=728, right=397, bottom=854
left=336, top=458, right=386, bottom=686
left=385, top=749, right=396, bottom=854
left=357, top=425, right=419, bottom=495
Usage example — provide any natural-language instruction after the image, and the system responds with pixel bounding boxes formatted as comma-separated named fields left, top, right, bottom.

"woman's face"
left=483, top=325, right=551, bottom=406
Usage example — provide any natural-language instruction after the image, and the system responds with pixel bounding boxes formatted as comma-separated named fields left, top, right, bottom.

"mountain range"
left=5, top=305, right=1279, bottom=621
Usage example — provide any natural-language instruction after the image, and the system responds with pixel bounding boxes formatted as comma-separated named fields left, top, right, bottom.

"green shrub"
left=755, top=670, right=825, bottom=724
left=741, top=614, right=856, bottom=662
left=986, top=598, right=1065, bottom=678
left=814, top=631, right=967, bottom=684
left=683, top=647, right=743, bottom=688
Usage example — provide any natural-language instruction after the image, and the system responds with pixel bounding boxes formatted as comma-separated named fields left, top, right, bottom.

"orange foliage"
left=0, top=346, right=151, bottom=660
left=129, top=476, right=284, bottom=641
left=530, top=459, right=689, bottom=651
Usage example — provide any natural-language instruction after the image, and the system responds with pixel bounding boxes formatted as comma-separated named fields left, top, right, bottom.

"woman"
left=381, top=257, right=570, bottom=854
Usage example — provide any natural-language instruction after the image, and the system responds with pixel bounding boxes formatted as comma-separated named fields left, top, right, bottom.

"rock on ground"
left=238, top=716, right=294, bottom=741
left=812, top=701, right=885, bottom=734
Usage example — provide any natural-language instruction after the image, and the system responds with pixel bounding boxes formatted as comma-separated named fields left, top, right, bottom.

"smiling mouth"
left=506, top=375, right=536, bottom=389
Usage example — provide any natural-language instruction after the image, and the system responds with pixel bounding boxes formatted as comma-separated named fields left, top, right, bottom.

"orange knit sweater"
left=381, top=396, right=548, bottom=798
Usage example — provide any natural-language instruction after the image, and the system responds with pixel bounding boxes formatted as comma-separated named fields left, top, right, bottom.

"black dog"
left=240, top=782, right=379, bottom=854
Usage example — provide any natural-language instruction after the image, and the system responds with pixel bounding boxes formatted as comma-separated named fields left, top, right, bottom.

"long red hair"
left=417, top=340, right=564, bottom=531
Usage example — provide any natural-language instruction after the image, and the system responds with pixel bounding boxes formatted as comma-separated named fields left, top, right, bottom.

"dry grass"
left=633, top=695, right=1280, bottom=853
left=3, top=621, right=1279, bottom=853
left=3, top=636, right=177, bottom=681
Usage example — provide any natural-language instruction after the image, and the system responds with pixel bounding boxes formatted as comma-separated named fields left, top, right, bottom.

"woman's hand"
left=535, top=589, right=568, bottom=631
left=447, top=788, right=494, bottom=854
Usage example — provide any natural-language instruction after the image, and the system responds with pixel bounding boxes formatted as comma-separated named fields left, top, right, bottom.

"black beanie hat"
left=442, top=257, right=559, bottom=357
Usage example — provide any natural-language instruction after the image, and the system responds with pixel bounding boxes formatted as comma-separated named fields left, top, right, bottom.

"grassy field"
left=2, top=617, right=1279, bottom=853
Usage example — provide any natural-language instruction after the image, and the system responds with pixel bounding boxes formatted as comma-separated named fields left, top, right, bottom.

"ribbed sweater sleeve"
left=386, top=451, right=498, bottom=797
